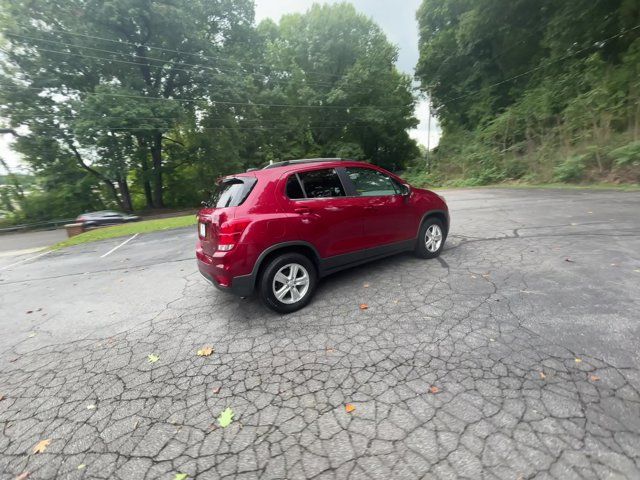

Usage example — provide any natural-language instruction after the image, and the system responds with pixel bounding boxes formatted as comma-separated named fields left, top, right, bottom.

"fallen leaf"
left=9, top=357, right=18, bottom=363
left=489, top=338, right=495, bottom=342
left=429, top=386, right=440, bottom=394
left=588, top=211, right=593, bottom=214
left=217, top=407, right=234, bottom=428
left=26, top=310, right=33, bottom=314
left=326, top=348, right=335, bottom=353
left=564, top=258, right=574, bottom=263
left=363, top=283, right=370, bottom=288
left=359, top=304, right=368, bottom=310
left=574, top=358, right=582, bottom=363
left=212, top=386, right=221, bottom=394
left=197, top=346, right=214, bottom=357
left=345, top=403, right=356, bottom=413
left=589, top=374, right=600, bottom=382
left=32, top=439, right=51, bottom=454
left=77, top=464, right=86, bottom=470
left=147, top=354, right=159, bottom=364
left=539, top=371, right=546, bottom=380
left=174, top=474, right=188, bottom=480
left=634, top=269, right=640, bottom=273
left=15, top=472, right=30, bottom=480
left=0, top=394, right=5, bottom=401
left=610, top=263, right=617, bottom=267
left=28, top=333, right=36, bottom=338
left=86, top=404, right=96, bottom=410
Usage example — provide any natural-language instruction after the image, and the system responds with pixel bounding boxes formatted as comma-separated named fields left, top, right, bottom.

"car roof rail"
left=245, top=167, right=260, bottom=172
left=262, top=158, right=348, bottom=169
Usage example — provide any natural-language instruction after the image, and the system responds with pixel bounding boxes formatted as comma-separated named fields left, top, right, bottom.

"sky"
left=0, top=0, right=440, bottom=173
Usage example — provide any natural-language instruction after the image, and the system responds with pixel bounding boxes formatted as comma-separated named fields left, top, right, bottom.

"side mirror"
left=400, top=184, right=411, bottom=196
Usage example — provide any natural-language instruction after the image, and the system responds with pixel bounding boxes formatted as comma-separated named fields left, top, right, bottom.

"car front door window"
left=345, top=167, right=400, bottom=197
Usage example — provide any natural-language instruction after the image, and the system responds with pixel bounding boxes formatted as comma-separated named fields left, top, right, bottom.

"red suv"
left=196, top=159, right=449, bottom=313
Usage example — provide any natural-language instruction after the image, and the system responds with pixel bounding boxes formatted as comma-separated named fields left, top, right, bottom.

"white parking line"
left=0, top=249, right=51, bottom=271
left=100, top=234, right=139, bottom=258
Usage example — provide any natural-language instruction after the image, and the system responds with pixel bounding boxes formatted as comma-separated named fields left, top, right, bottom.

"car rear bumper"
left=196, top=245, right=255, bottom=297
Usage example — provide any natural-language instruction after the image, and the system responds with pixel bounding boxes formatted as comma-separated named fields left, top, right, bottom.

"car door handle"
left=295, top=207, right=312, bottom=214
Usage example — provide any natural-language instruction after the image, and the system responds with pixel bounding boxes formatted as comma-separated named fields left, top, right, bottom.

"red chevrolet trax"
left=196, top=159, right=449, bottom=313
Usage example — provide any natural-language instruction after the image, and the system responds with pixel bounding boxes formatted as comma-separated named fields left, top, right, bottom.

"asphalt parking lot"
left=1, top=188, right=639, bottom=479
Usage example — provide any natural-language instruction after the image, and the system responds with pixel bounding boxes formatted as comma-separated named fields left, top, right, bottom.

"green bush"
left=553, top=155, right=587, bottom=182
left=609, top=141, right=640, bottom=167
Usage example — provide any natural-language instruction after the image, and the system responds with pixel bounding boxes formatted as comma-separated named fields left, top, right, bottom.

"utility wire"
left=438, top=23, right=640, bottom=105
left=4, top=32, right=341, bottom=90
left=1, top=83, right=411, bottom=110
left=10, top=22, right=348, bottom=80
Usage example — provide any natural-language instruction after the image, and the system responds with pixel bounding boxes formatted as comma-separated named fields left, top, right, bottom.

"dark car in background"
left=76, top=211, right=140, bottom=228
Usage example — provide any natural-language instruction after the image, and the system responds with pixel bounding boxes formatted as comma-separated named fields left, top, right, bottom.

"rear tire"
left=259, top=253, right=318, bottom=313
left=414, top=217, right=446, bottom=259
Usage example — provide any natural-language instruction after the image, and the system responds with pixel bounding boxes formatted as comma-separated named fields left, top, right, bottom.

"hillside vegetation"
left=412, top=0, right=640, bottom=187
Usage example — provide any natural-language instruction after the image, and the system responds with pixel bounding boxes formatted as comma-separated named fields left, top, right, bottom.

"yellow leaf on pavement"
left=197, top=346, right=214, bottom=357
left=32, top=439, right=51, bottom=454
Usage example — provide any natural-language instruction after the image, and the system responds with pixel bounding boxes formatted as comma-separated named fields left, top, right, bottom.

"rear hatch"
left=197, top=175, right=257, bottom=256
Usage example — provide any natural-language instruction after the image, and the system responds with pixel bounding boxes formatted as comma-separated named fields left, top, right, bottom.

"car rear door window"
left=297, top=168, right=345, bottom=198
left=345, top=167, right=400, bottom=196
left=286, top=175, right=305, bottom=199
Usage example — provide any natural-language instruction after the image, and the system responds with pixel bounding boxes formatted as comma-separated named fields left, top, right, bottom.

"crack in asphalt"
left=1, top=190, right=639, bottom=479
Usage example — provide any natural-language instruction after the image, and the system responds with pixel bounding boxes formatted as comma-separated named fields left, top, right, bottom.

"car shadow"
left=230, top=245, right=455, bottom=319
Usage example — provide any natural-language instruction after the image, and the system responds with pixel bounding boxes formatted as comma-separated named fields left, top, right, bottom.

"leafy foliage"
left=415, top=0, right=640, bottom=185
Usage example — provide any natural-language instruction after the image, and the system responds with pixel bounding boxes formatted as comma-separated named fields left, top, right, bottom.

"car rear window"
left=295, top=168, right=345, bottom=199
left=210, top=177, right=256, bottom=208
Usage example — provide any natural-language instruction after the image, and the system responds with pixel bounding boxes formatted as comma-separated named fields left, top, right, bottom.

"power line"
left=4, top=32, right=340, bottom=90
left=3, top=84, right=412, bottom=110
left=438, top=23, right=640, bottom=105
left=10, top=23, right=348, bottom=81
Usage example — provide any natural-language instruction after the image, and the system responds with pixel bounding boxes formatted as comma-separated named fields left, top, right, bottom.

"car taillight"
left=217, top=219, right=251, bottom=251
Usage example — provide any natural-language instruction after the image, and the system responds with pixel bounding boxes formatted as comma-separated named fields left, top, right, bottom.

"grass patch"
left=51, top=214, right=197, bottom=250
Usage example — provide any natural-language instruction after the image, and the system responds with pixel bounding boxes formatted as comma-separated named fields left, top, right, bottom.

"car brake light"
left=217, top=219, right=251, bottom=251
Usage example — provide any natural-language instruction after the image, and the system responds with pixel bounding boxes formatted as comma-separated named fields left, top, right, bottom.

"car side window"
left=297, top=168, right=345, bottom=199
left=345, top=167, right=400, bottom=196
left=286, top=175, right=305, bottom=199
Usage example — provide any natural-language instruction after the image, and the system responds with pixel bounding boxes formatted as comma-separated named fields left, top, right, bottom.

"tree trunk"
left=150, top=132, right=164, bottom=208
left=118, top=176, right=133, bottom=212
left=135, top=136, right=155, bottom=208
left=65, top=137, right=124, bottom=210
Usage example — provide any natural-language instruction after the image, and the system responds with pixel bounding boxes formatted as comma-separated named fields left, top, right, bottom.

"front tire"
left=259, top=253, right=317, bottom=313
left=415, top=218, right=446, bottom=259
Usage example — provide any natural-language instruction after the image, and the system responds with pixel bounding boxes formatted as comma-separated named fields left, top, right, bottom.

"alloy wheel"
left=272, top=263, right=310, bottom=304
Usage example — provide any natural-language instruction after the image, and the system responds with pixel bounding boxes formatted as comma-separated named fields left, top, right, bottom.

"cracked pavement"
left=1, top=188, right=639, bottom=479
